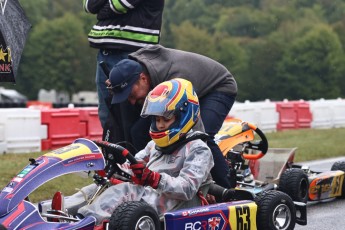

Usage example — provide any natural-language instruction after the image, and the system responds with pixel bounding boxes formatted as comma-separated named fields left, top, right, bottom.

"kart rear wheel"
left=278, top=168, right=309, bottom=203
left=109, top=201, right=160, bottom=230
left=255, top=190, right=296, bottom=230
left=331, top=161, right=345, bottom=199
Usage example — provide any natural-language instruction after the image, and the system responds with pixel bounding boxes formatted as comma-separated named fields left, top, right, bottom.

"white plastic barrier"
left=229, top=100, right=279, bottom=132
left=0, top=108, right=45, bottom=154
left=309, top=98, right=345, bottom=129
left=330, top=98, right=345, bottom=128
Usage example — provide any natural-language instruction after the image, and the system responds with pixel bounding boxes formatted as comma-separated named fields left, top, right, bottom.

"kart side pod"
left=164, top=199, right=307, bottom=230
left=164, top=201, right=258, bottom=230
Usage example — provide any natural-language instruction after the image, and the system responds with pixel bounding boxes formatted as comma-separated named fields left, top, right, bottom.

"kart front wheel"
left=331, top=161, right=345, bottom=199
left=255, top=190, right=296, bottom=230
left=278, top=168, right=309, bottom=203
left=109, top=201, right=160, bottom=230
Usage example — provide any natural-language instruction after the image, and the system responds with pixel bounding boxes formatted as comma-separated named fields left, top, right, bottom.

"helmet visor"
left=141, top=94, right=175, bottom=119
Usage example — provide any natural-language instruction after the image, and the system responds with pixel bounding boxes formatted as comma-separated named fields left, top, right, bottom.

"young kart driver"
left=77, top=78, right=214, bottom=225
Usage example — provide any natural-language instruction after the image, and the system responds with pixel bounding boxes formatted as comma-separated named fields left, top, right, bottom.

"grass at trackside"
left=266, top=127, right=345, bottom=162
left=1, top=127, right=345, bottom=201
left=0, top=151, right=93, bottom=202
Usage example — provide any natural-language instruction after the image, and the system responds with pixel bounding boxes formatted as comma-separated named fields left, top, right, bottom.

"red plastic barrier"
left=79, top=107, right=103, bottom=140
left=276, top=101, right=297, bottom=130
left=41, top=107, right=103, bottom=150
left=41, top=108, right=87, bottom=150
left=293, top=101, right=313, bottom=128
left=276, top=100, right=312, bottom=131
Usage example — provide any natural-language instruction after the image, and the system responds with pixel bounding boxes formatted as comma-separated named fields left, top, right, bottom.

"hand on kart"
left=206, top=194, right=217, bottom=204
left=130, top=161, right=161, bottom=189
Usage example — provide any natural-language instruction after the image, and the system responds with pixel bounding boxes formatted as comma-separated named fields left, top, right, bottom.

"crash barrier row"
left=26, top=101, right=98, bottom=109
left=0, top=108, right=42, bottom=154
left=229, top=99, right=313, bottom=132
left=0, top=101, right=98, bottom=109
left=229, top=99, right=279, bottom=132
left=228, top=98, right=345, bottom=132
left=41, top=107, right=102, bottom=151
left=276, top=100, right=313, bottom=130
left=0, top=107, right=102, bottom=154
left=0, top=98, right=344, bottom=153
left=309, top=98, right=345, bottom=129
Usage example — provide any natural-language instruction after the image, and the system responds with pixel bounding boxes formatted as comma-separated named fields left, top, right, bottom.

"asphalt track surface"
left=294, top=156, right=345, bottom=230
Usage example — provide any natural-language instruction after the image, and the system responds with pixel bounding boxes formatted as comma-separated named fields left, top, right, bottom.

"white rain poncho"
left=78, top=132, right=214, bottom=224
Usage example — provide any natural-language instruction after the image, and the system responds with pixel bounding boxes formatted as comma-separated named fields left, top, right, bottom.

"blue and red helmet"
left=141, top=78, right=200, bottom=148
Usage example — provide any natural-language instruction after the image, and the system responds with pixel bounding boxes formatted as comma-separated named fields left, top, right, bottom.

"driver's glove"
left=130, top=161, right=161, bottom=189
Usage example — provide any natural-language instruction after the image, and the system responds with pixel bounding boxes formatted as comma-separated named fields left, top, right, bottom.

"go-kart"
left=217, top=118, right=345, bottom=204
left=0, top=137, right=307, bottom=230
left=279, top=156, right=345, bottom=203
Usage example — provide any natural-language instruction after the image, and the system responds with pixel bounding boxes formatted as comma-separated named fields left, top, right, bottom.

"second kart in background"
left=215, top=118, right=345, bottom=204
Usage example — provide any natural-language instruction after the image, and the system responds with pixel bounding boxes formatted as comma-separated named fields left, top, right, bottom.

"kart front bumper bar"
left=294, top=201, right=307, bottom=225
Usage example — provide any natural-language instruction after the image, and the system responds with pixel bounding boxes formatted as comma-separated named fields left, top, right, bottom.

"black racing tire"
left=109, top=201, right=160, bottom=230
left=331, top=161, right=345, bottom=199
left=278, top=168, right=309, bottom=203
left=255, top=190, right=296, bottom=230
left=331, top=161, right=345, bottom=171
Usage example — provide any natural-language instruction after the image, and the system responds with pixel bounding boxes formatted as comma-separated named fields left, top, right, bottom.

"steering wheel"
left=92, top=140, right=138, bottom=183
left=241, top=123, right=268, bottom=160
left=218, top=120, right=268, bottom=161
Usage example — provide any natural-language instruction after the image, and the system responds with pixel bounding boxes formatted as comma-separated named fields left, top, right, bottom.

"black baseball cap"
left=109, top=59, right=142, bottom=104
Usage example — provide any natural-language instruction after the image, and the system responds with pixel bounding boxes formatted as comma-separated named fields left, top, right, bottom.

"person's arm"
left=134, top=141, right=155, bottom=163
left=109, top=0, right=144, bottom=14
left=118, top=142, right=153, bottom=172
left=157, top=141, right=214, bottom=200
left=83, top=0, right=107, bottom=14
left=130, top=141, right=162, bottom=188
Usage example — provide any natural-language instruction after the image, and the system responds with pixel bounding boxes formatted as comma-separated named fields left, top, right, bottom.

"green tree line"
left=5, top=0, right=345, bottom=102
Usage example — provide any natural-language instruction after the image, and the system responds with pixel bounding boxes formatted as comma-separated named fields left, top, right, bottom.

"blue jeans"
left=96, top=49, right=131, bottom=129
left=199, top=91, right=236, bottom=188
left=121, top=101, right=151, bottom=151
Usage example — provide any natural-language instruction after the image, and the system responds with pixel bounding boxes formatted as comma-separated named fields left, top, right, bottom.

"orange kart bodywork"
left=216, top=118, right=345, bottom=203
left=308, top=170, right=345, bottom=201
left=215, top=118, right=269, bottom=180
left=216, top=119, right=267, bottom=161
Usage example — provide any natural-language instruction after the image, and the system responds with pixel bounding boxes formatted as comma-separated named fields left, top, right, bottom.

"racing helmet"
left=141, top=78, right=200, bottom=148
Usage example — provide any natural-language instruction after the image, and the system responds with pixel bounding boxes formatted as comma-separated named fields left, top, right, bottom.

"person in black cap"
left=106, top=45, right=237, bottom=189
left=83, top=0, right=165, bottom=130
